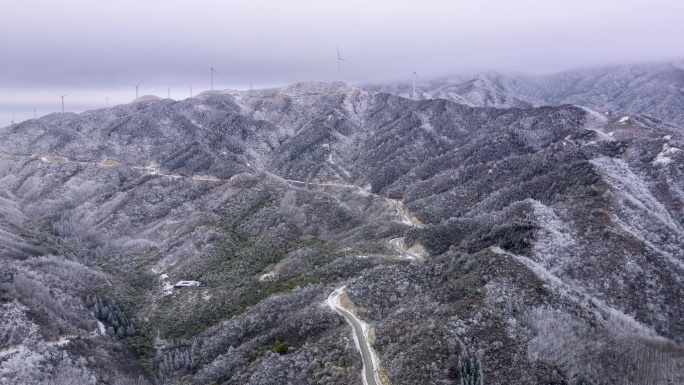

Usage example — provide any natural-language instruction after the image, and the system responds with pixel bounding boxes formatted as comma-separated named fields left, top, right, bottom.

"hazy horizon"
left=3, top=0, right=683, bottom=124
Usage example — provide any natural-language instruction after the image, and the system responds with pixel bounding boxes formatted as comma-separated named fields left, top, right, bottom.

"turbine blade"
left=337, top=46, right=340, bottom=58
left=339, top=58, right=348, bottom=62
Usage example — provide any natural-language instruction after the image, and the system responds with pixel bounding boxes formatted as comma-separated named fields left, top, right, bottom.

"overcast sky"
left=2, top=0, right=683, bottom=124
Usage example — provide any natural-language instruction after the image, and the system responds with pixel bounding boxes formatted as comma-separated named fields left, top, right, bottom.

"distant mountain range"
left=367, top=61, right=684, bottom=126
left=1, top=62, right=683, bottom=385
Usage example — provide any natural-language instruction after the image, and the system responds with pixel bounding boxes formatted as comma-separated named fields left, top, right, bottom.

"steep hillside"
left=1, top=80, right=683, bottom=384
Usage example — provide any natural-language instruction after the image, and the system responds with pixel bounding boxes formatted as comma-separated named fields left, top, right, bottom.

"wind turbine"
left=413, top=72, right=419, bottom=98
left=10, top=113, right=15, bottom=125
left=336, top=46, right=348, bottom=81
left=210, top=65, right=221, bottom=90
left=128, top=82, right=143, bottom=99
left=54, top=93, right=67, bottom=113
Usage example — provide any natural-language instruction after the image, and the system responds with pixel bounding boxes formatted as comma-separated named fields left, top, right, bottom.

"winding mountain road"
left=0, top=152, right=227, bottom=182
left=324, top=238, right=423, bottom=385
left=327, top=287, right=380, bottom=385
left=282, top=178, right=422, bottom=229
left=12, top=153, right=422, bottom=233
left=0, top=331, right=98, bottom=360
left=389, top=237, right=425, bottom=261
left=296, top=177, right=429, bottom=384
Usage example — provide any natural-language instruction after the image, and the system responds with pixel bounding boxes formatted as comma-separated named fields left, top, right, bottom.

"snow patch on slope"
left=652, top=143, right=682, bottom=165
left=580, top=107, right=614, bottom=141
left=491, top=246, right=670, bottom=337
left=590, top=156, right=681, bottom=232
left=529, top=200, right=580, bottom=275
left=590, top=156, right=684, bottom=270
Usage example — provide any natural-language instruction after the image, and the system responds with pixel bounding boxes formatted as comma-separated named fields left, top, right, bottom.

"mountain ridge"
left=367, top=61, right=684, bottom=126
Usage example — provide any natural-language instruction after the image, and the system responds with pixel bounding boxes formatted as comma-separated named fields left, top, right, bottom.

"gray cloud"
left=2, top=0, right=683, bottom=123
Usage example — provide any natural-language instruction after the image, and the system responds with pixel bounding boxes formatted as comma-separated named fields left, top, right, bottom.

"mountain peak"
left=131, top=94, right=163, bottom=104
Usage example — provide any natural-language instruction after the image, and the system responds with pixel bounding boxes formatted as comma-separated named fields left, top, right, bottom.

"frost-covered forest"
left=1, top=65, right=683, bottom=384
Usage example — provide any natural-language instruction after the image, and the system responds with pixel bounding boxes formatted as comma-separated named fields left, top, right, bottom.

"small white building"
left=174, top=280, right=200, bottom=288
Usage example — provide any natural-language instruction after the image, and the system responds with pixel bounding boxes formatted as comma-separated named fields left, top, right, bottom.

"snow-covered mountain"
left=369, top=61, right=684, bottom=126
left=1, top=72, right=683, bottom=384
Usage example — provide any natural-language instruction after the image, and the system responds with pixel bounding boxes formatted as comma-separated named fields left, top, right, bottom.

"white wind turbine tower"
left=210, top=66, right=221, bottom=90
left=54, top=93, right=68, bottom=113
left=336, top=46, right=348, bottom=81
left=10, top=113, right=15, bottom=125
left=413, top=72, right=419, bottom=98
left=128, top=82, right=143, bottom=99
